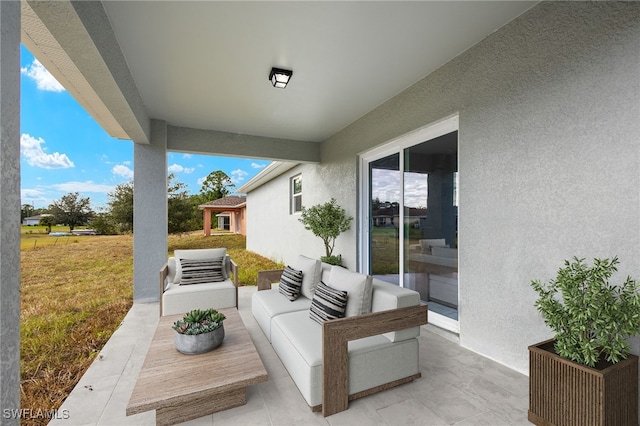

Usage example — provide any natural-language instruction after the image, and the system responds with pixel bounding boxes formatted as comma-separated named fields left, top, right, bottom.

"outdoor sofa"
left=252, top=255, right=428, bottom=416
left=160, top=248, right=238, bottom=316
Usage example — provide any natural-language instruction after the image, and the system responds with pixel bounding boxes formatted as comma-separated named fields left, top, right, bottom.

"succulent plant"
left=172, top=308, right=226, bottom=335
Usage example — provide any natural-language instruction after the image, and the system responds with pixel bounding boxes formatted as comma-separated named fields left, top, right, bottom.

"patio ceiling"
left=21, top=1, right=535, bottom=160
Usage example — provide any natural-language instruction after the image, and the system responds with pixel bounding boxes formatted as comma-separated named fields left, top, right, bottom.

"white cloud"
left=21, top=133, right=74, bottom=169
left=112, top=164, right=134, bottom=179
left=168, top=163, right=195, bottom=174
left=51, top=181, right=114, bottom=193
left=230, top=169, right=249, bottom=184
left=21, top=59, right=65, bottom=92
left=251, top=162, right=266, bottom=169
left=197, top=176, right=206, bottom=186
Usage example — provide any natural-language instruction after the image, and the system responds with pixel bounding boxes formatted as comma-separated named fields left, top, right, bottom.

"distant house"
left=198, top=196, right=246, bottom=236
left=22, top=214, right=52, bottom=226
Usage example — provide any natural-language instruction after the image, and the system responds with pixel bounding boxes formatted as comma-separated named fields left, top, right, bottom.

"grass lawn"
left=20, top=230, right=281, bottom=425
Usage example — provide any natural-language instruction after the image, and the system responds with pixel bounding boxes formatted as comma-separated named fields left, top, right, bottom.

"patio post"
left=0, top=0, right=21, bottom=422
left=203, top=208, right=211, bottom=236
left=133, top=119, right=168, bottom=302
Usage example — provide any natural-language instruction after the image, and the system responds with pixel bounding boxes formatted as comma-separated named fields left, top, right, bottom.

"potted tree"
left=299, top=198, right=353, bottom=266
left=529, top=256, right=640, bottom=426
left=172, top=308, right=226, bottom=355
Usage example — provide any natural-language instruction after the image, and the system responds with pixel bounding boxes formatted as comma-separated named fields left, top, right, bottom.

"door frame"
left=358, top=114, right=459, bottom=332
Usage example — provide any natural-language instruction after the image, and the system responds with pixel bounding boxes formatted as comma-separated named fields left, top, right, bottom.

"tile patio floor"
left=49, top=286, right=530, bottom=426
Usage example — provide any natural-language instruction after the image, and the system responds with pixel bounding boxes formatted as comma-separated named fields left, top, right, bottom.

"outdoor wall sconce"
left=269, top=67, right=293, bottom=88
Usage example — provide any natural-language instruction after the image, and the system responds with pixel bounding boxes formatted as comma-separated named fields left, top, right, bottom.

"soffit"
left=101, top=1, right=535, bottom=143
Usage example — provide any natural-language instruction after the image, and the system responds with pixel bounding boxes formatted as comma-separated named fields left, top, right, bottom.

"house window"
left=291, top=175, right=302, bottom=214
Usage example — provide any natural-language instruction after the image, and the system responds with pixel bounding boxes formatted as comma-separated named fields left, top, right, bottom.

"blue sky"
left=20, top=45, right=269, bottom=210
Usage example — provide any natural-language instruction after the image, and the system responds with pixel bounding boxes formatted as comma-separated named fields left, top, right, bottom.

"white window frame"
left=291, top=174, right=302, bottom=214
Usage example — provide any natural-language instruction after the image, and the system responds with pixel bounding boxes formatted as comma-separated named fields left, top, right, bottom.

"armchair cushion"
left=173, top=248, right=227, bottom=284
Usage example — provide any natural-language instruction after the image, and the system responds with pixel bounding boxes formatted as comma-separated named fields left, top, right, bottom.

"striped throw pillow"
left=309, top=281, right=348, bottom=324
left=279, top=266, right=304, bottom=301
left=179, top=257, right=225, bottom=285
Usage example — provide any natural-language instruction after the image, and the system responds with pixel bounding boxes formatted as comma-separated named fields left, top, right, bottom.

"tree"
left=21, top=204, right=35, bottom=222
left=88, top=211, right=117, bottom=235
left=299, top=198, right=353, bottom=265
left=107, top=181, right=134, bottom=233
left=38, top=215, right=55, bottom=233
left=168, top=174, right=194, bottom=234
left=199, top=170, right=234, bottom=202
left=48, top=192, right=93, bottom=231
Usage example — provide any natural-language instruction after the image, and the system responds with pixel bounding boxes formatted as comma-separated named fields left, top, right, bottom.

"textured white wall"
left=247, top=2, right=640, bottom=375
left=246, top=162, right=358, bottom=270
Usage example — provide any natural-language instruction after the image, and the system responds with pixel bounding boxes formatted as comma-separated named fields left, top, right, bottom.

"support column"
left=133, top=120, right=167, bottom=303
left=203, top=209, right=211, bottom=236
left=0, top=1, right=21, bottom=422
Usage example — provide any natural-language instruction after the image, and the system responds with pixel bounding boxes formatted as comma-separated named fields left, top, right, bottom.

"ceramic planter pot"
left=529, top=339, right=638, bottom=426
left=174, top=325, right=225, bottom=355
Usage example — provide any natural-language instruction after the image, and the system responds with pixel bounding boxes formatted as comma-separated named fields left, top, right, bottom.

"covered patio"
left=49, top=286, right=528, bottom=425
left=2, top=1, right=640, bottom=423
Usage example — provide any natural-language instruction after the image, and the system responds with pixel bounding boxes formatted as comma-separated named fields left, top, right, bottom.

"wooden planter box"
left=529, top=339, right=638, bottom=426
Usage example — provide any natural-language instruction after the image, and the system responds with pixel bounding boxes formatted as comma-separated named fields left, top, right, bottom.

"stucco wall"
left=246, top=162, right=357, bottom=269
left=247, top=2, right=640, bottom=374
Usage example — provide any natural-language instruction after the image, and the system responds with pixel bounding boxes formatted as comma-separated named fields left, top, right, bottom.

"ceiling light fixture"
left=269, top=67, right=293, bottom=89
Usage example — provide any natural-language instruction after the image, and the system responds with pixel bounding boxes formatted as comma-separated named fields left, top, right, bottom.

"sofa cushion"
left=419, top=238, right=448, bottom=251
left=270, top=310, right=420, bottom=407
left=279, top=266, right=303, bottom=301
left=295, top=255, right=322, bottom=299
left=309, top=281, right=348, bottom=324
left=173, top=248, right=227, bottom=284
left=251, top=289, right=312, bottom=342
left=431, top=246, right=457, bottom=259
left=179, top=257, right=225, bottom=285
left=370, top=279, right=421, bottom=342
left=325, top=266, right=373, bottom=317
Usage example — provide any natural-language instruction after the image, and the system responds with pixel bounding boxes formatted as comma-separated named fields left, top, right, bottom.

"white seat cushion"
left=162, top=279, right=236, bottom=315
left=251, top=288, right=312, bottom=342
left=270, top=310, right=419, bottom=407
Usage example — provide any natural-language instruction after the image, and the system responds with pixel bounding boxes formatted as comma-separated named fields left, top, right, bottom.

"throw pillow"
left=179, top=257, right=225, bottom=285
left=279, top=265, right=304, bottom=301
left=326, top=266, right=373, bottom=317
left=174, top=248, right=227, bottom=284
left=309, top=281, right=348, bottom=324
left=294, top=255, right=322, bottom=299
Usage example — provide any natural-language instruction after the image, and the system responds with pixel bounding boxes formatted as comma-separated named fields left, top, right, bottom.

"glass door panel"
left=404, top=132, right=458, bottom=320
left=369, top=153, right=400, bottom=285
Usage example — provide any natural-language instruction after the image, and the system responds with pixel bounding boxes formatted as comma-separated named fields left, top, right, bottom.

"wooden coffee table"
left=126, top=308, right=268, bottom=426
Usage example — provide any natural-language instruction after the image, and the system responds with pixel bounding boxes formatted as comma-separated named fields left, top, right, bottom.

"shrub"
left=531, top=256, right=640, bottom=367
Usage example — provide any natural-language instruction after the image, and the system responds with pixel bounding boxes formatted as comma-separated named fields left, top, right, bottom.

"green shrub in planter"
left=531, top=256, right=640, bottom=367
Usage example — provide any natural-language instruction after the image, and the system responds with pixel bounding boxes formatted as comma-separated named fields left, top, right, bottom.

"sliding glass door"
left=362, top=117, right=458, bottom=331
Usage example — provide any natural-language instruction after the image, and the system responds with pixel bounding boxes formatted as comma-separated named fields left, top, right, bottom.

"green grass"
left=21, top=225, right=84, bottom=250
left=20, top=231, right=281, bottom=426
